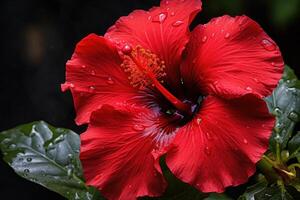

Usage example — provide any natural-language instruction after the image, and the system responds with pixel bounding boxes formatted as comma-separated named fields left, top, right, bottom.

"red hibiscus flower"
left=62, top=0, right=284, bottom=199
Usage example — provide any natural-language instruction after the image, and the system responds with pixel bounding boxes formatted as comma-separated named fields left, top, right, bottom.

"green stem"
left=258, top=155, right=279, bottom=182
left=288, top=163, right=300, bottom=169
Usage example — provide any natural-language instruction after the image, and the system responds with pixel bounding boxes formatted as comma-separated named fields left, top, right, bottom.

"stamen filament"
left=128, top=54, right=192, bottom=116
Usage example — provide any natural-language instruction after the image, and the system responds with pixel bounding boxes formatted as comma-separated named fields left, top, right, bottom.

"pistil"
left=121, top=44, right=192, bottom=116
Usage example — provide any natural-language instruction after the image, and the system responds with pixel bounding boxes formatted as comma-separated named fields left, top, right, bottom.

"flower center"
left=121, top=44, right=192, bottom=116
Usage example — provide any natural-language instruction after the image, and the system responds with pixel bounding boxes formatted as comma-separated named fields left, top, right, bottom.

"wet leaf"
left=265, top=65, right=300, bottom=153
left=0, top=121, right=103, bottom=200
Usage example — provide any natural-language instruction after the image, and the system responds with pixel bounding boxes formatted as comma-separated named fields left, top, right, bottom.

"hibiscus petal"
left=181, top=15, right=284, bottom=98
left=105, top=0, right=202, bottom=88
left=80, top=104, right=180, bottom=200
left=166, top=95, right=274, bottom=192
left=62, top=34, right=138, bottom=125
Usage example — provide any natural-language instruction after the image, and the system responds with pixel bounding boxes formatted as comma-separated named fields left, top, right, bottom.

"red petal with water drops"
left=180, top=15, right=284, bottom=99
left=80, top=104, right=180, bottom=200
left=166, top=95, right=275, bottom=193
left=105, top=0, right=202, bottom=88
left=61, top=34, right=139, bottom=125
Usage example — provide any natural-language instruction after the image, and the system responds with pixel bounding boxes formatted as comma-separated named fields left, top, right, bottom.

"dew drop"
left=170, top=12, right=175, bottom=16
left=224, top=33, right=230, bottom=39
left=246, top=86, right=252, bottom=91
left=148, top=15, right=152, bottom=21
left=274, top=134, right=282, bottom=143
left=206, top=132, right=213, bottom=140
left=271, top=62, right=275, bottom=66
left=69, top=83, right=74, bottom=88
left=202, top=36, right=207, bottom=43
left=274, top=107, right=282, bottom=116
left=91, top=70, right=96, bottom=76
left=24, top=169, right=30, bottom=173
left=196, top=118, right=202, bottom=125
left=243, top=139, right=248, bottom=144
left=261, top=39, right=276, bottom=51
left=152, top=12, right=168, bottom=23
left=211, top=33, right=215, bottom=38
left=122, top=44, right=132, bottom=55
left=172, top=20, right=184, bottom=27
left=68, top=154, right=74, bottom=160
left=54, top=135, right=65, bottom=144
left=67, top=168, right=73, bottom=178
left=89, top=86, right=95, bottom=91
left=2, top=138, right=11, bottom=145
left=132, top=124, right=145, bottom=131
left=288, top=111, right=298, bottom=121
left=106, top=77, right=115, bottom=85
left=81, top=65, right=86, bottom=69
left=274, top=123, right=283, bottom=132
left=75, top=193, right=80, bottom=200
left=204, top=146, right=211, bottom=155
left=128, top=185, right=132, bottom=188
left=26, top=157, right=32, bottom=162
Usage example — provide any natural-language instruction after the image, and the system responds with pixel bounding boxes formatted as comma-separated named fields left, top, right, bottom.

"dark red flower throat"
left=121, top=44, right=196, bottom=118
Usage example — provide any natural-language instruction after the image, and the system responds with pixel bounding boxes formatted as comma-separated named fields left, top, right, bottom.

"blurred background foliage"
left=0, top=0, right=299, bottom=199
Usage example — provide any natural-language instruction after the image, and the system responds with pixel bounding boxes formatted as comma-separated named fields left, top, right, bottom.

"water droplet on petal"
left=89, top=86, right=95, bottom=91
left=152, top=12, right=168, bottom=23
left=211, top=33, right=215, bottom=38
left=128, top=184, right=132, bottom=188
left=288, top=112, right=298, bottom=121
left=170, top=12, right=175, bottom=16
left=165, top=0, right=169, bottom=5
left=261, top=39, right=276, bottom=51
left=81, top=65, right=86, bottom=69
left=224, top=33, right=230, bottom=39
left=202, top=36, right=207, bottom=43
left=26, top=157, right=32, bottom=162
left=106, top=77, right=115, bottom=85
left=206, top=132, right=213, bottom=140
left=246, top=86, right=252, bottom=91
left=271, top=62, right=275, bottom=66
left=243, top=139, right=248, bottom=144
left=91, top=70, right=96, bottom=76
left=133, top=124, right=145, bottom=131
left=204, top=146, right=211, bottom=155
left=172, top=20, right=184, bottom=27
left=69, top=83, right=74, bottom=88
left=122, top=44, right=132, bottom=55
left=196, top=118, right=202, bottom=124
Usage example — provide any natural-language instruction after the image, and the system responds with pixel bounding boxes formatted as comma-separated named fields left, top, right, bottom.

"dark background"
left=0, top=0, right=299, bottom=199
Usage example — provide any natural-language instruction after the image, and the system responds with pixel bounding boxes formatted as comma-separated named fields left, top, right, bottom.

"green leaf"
left=238, top=180, right=268, bottom=200
left=288, top=131, right=300, bottom=161
left=0, top=121, right=103, bottom=200
left=254, top=186, right=294, bottom=200
left=265, top=65, right=300, bottom=152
